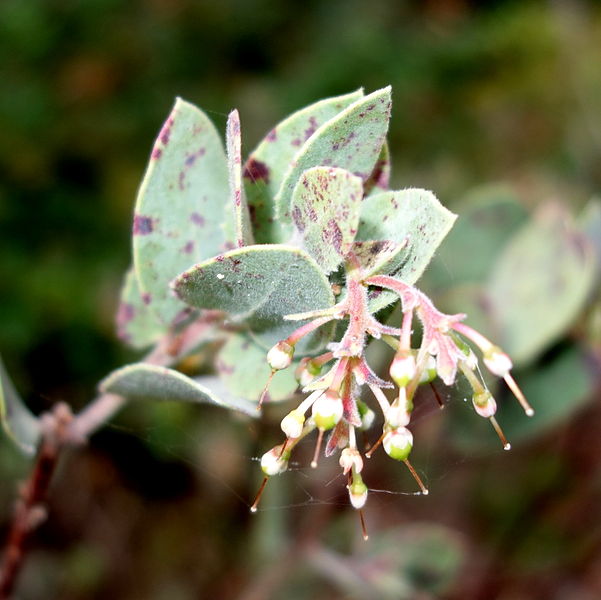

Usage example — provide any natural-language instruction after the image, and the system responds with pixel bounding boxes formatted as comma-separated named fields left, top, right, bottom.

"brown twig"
left=0, top=312, right=230, bottom=596
left=0, top=403, right=73, bottom=599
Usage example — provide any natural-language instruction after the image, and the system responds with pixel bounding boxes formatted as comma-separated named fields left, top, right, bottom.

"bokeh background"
left=1, top=0, right=601, bottom=598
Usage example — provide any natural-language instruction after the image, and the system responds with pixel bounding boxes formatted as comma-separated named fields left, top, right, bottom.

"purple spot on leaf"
left=185, top=147, right=206, bottom=167
left=304, top=116, right=318, bottom=141
left=266, top=128, right=277, bottom=142
left=190, top=212, right=205, bottom=226
left=159, top=117, right=174, bottom=146
left=292, top=205, right=305, bottom=232
left=182, top=241, right=195, bottom=254
left=142, top=293, right=152, bottom=305
left=243, top=158, right=270, bottom=184
left=133, top=215, right=154, bottom=235
left=117, top=302, right=135, bottom=325
left=152, top=148, right=162, bottom=160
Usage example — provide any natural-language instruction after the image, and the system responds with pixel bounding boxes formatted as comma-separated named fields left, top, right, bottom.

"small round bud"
left=280, top=409, right=305, bottom=439
left=267, top=341, right=294, bottom=371
left=419, top=353, right=438, bottom=383
left=472, top=390, right=497, bottom=418
left=295, top=357, right=321, bottom=386
left=483, top=346, right=512, bottom=377
left=312, top=390, right=343, bottom=431
left=389, top=350, right=416, bottom=388
left=339, top=447, right=364, bottom=474
left=260, top=445, right=290, bottom=476
left=348, top=473, right=368, bottom=509
left=383, top=427, right=413, bottom=461
left=357, top=400, right=375, bottom=431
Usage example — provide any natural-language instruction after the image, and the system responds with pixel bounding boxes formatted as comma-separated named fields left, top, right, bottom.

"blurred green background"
left=1, top=0, right=601, bottom=598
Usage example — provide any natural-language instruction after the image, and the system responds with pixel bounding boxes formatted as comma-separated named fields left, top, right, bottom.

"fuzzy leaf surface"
left=488, top=204, right=596, bottom=364
left=116, top=267, right=166, bottom=349
left=357, top=188, right=457, bottom=282
left=275, top=87, right=392, bottom=223
left=290, top=166, right=363, bottom=273
left=225, top=109, right=253, bottom=247
left=100, top=363, right=256, bottom=416
left=217, top=333, right=298, bottom=402
left=133, top=98, right=231, bottom=325
left=244, top=90, right=363, bottom=243
left=172, top=244, right=335, bottom=350
left=0, top=355, right=40, bottom=455
left=364, top=141, right=391, bottom=196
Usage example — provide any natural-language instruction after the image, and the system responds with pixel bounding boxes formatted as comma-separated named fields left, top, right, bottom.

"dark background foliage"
left=1, top=1, right=600, bottom=598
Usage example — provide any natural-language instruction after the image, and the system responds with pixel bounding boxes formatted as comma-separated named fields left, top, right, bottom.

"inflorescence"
left=251, top=255, right=533, bottom=539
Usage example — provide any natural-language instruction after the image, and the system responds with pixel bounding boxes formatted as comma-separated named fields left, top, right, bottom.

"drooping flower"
left=252, top=251, right=532, bottom=537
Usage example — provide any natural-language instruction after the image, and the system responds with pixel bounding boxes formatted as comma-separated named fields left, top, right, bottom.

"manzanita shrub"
left=0, top=87, right=535, bottom=536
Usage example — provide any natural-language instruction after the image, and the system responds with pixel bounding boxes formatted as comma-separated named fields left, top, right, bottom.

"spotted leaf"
left=488, top=204, right=596, bottom=364
left=116, top=267, right=166, bottom=349
left=133, top=98, right=231, bottom=325
left=225, top=109, right=253, bottom=247
left=100, top=363, right=256, bottom=417
left=275, top=86, right=392, bottom=223
left=172, top=244, right=335, bottom=351
left=244, top=89, right=364, bottom=243
left=357, top=188, right=456, bottom=282
left=290, top=166, right=363, bottom=274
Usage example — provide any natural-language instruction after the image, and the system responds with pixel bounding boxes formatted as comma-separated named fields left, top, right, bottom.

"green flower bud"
left=383, top=427, right=413, bottom=461
left=312, top=390, right=343, bottom=431
left=389, top=350, right=416, bottom=388
left=280, top=409, right=305, bottom=439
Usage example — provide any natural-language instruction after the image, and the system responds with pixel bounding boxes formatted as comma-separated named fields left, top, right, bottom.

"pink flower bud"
left=483, top=346, right=512, bottom=377
left=472, top=390, right=497, bottom=418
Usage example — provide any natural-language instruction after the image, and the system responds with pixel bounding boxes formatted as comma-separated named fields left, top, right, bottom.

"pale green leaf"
left=116, top=267, right=166, bottom=349
left=225, top=109, right=254, bottom=247
left=217, top=333, right=299, bottom=402
left=488, top=204, right=596, bottom=364
left=275, top=87, right=392, bottom=224
left=0, top=355, right=40, bottom=455
left=244, top=90, right=364, bottom=243
left=357, top=188, right=457, bottom=282
left=172, top=244, right=335, bottom=350
left=133, top=98, right=231, bottom=325
left=425, top=185, right=529, bottom=291
left=579, top=197, right=601, bottom=278
left=290, top=166, right=363, bottom=273
left=100, top=363, right=256, bottom=416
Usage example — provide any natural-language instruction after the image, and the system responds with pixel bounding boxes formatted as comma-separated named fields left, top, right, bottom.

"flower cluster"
left=251, top=256, right=533, bottom=537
